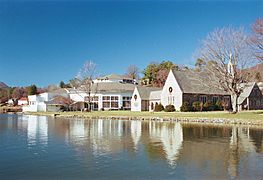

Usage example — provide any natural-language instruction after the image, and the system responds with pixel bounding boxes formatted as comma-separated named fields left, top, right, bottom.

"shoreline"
left=22, top=110, right=263, bottom=126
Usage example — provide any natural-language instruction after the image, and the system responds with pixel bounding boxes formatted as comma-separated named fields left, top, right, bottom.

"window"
left=212, top=96, right=219, bottom=104
left=200, top=96, right=207, bottom=104
left=123, top=96, right=131, bottom=109
left=102, top=96, right=119, bottom=109
left=30, top=101, right=35, bottom=105
left=103, top=96, right=110, bottom=101
left=91, top=96, right=99, bottom=110
left=168, top=95, right=174, bottom=105
left=111, top=96, right=119, bottom=108
left=103, top=96, right=111, bottom=108
left=151, top=102, right=154, bottom=110
left=92, top=96, right=99, bottom=101
left=85, top=96, right=99, bottom=102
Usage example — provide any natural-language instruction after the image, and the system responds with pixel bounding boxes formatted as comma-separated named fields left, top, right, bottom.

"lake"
left=1, top=114, right=263, bottom=179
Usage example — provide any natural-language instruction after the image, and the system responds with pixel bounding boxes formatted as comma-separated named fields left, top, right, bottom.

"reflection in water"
left=27, top=116, right=48, bottom=147
left=1, top=114, right=263, bottom=179
left=149, top=122, right=183, bottom=167
left=130, top=120, right=141, bottom=149
left=228, top=127, right=256, bottom=179
left=160, top=123, right=183, bottom=166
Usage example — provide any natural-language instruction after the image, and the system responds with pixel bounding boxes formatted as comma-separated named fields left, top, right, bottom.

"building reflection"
left=27, top=115, right=48, bottom=147
left=49, top=117, right=263, bottom=174
left=130, top=120, right=141, bottom=149
left=149, top=122, right=183, bottom=167
left=228, top=126, right=256, bottom=179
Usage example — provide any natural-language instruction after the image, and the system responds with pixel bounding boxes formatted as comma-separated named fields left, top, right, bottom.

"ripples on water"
left=0, top=114, right=263, bottom=179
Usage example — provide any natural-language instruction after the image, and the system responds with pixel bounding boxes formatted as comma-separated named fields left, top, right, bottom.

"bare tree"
left=198, top=27, right=254, bottom=113
left=250, top=18, right=263, bottom=61
left=126, top=65, right=139, bottom=80
left=53, top=95, right=73, bottom=111
left=12, top=87, right=27, bottom=106
left=73, top=60, right=97, bottom=111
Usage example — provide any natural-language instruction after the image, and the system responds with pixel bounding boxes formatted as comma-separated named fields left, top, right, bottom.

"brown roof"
left=172, top=69, right=229, bottom=95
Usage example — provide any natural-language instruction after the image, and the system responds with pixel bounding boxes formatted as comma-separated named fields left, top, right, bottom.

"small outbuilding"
left=238, top=82, right=263, bottom=111
left=131, top=86, right=162, bottom=111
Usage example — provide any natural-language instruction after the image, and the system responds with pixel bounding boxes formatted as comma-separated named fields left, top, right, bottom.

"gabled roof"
left=171, top=69, right=228, bottom=95
left=48, top=88, right=68, bottom=94
left=238, top=82, right=256, bottom=105
left=92, top=82, right=136, bottom=93
left=149, top=90, right=162, bottom=100
left=67, top=82, right=137, bottom=94
left=97, top=74, right=133, bottom=80
left=136, top=86, right=162, bottom=100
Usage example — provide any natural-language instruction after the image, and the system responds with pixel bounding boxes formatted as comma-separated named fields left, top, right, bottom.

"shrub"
left=214, top=100, right=223, bottom=111
left=154, top=103, right=164, bottom=112
left=164, top=105, right=175, bottom=112
left=192, top=101, right=201, bottom=111
left=203, top=101, right=214, bottom=111
left=180, top=102, right=191, bottom=112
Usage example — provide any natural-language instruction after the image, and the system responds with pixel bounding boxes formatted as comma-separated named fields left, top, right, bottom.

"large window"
left=111, top=96, right=119, bottom=108
left=102, top=96, right=119, bottom=109
left=103, top=96, right=111, bottom=108
left=123, top=96, right=131, bottom=109
left=200, top=96, right=207, bottom=104
left=212, top=96, right=219, bottom=104
left=91, top=96, right=99, bottom=110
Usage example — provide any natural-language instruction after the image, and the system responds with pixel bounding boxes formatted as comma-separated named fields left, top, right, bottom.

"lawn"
left=25, top=110, right=263, bottom=122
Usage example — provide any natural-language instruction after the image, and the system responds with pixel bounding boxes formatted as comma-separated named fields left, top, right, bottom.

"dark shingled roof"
left=172, top=69, right=229, bottom=95
left=97, top=74, right=133, bottom=80
left=136, top=86, right=162, bottom=100
left=91, top=82, right=136, bottom=93
left=238, top=82, right=256, bottom=105
left=67, top=82, right=137, bottom=94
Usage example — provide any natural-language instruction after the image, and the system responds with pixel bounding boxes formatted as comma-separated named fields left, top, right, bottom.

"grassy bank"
left=24, top=110, right=263, bottom=125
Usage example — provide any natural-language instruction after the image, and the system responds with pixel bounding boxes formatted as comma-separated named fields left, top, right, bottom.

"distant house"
left=238, top=82, right=263, bottom=111
left=131, top=86, right=162, bottom=111
left=67, top=74, right=137, bottom=111
left=7, top=99, right=13, bottom=105
left=18, top=97, right=28, bottom=106
left=22, top=89, right=68, bottom=112
left=131, top=69, right=231, bottom=111
left=93, top=74, right=137, bottom=84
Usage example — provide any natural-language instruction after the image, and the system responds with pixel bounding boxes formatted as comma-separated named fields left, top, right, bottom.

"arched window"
left=151, top=102, right=154, bottom=110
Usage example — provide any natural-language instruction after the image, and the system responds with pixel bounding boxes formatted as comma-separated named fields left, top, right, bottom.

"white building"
left=67, top=81, right=137, bottom=111
left=131, top=86, right=162, bottom=111
left=131, top=69, right=231, bottom=111
left=7, top=99, right=13, bottom=105
left=18, top=97, right=28, bottom=106
left=22, top=89, right=68, bottom=112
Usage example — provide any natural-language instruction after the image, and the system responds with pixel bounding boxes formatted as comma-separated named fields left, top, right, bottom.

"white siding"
left=161, top=70, right=183, bottom=111
left=23, top=92, right=68, bottom=112
left=131, top=87, right=142, bottom=111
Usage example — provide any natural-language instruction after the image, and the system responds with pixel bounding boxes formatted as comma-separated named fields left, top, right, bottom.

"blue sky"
left=0, top=0, right=262, bottom=87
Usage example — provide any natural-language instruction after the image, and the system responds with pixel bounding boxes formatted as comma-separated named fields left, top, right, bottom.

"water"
left=1, top=114, right=263, bottom=179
